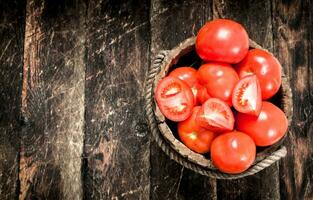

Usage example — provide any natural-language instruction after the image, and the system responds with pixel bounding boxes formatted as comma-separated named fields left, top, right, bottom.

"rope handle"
left=144, top=51, right=287, bottom=179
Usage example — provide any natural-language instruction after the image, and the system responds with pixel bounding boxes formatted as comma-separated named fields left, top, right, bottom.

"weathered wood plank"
left=83, top=1, right=150, bottom=199
left=20, top=0, right=86, bottom=199
left=0, top=0, right=25, bottom=199
left=213, top=0, right=281, bottom=199
left=150, top=1, right=217, bottom=199
left=272, top=0, right=313, bottom=199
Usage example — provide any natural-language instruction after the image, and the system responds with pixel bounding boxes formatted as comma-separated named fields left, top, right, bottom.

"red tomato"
left=211, top=131, right=256, bottom=174
left=169, top=67, right=200, bottom=104
left=236, top=49, right=282, bottom=100
left=196, top=19, right=249, bottom=63
left=155, top=76, right=194, bottom=122
left=197, top=85, right=211, bottom=104
left=178, top=106, right=217, bottom=154
left=235, top=101, right=288, bottom=146
left=232, top=75, right=262, bottom=116
left=197, top=62, right=239, bottom=106
left=197, top=98, right=234, bottom=132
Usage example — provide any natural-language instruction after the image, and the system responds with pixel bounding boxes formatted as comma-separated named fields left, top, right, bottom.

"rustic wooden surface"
left=0, top=0, right=312, bottom=199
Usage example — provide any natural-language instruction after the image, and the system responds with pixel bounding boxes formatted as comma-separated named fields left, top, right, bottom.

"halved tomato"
left=154, top=76, right=194, bottom=122
left=169, top=67, right=200, bottom=104
left=197, top=85, right=211, bottom=104
left=211, top=131, right=256, bottom=174
left=155, top=76, right=194, bottom=122
left=232, top=75, right=262, bottom=116
left=196, top=98, right=234, bottom=132
left=178, top=106, right=217, bottom=154
left=197, top=62, right=239, bottom=106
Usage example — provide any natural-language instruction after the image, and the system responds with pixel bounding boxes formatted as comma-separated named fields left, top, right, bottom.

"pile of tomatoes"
left=154, top=19, right=288, bottom=174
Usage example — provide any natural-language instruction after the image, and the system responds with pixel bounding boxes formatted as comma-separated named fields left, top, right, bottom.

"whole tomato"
left=211, top=131, right=256, bottom=174
left=235, top=101, right=288, bottom=146
left=196, top=19, right=249, bottom=63
left=155, top=76, right=194, bottom=122
left=198, top=62, right=239, bottom=106
left=236, top=49, right=282, bottom=100
left=178, top=106, right=217, bottom=154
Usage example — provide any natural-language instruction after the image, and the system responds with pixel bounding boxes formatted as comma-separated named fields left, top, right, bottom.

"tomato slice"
left=169, top=67, right=200, bottom=104
left=232, top=75, right=262, bottom=116
left=178, top=106, right=217, bottom=154
left=196, top=98, right=234, bottom=132
left=197, top=85, right=211, bottom=104
left=155, top=76, right=194, bottom=122
left=211, top=131, right=256, bottom=174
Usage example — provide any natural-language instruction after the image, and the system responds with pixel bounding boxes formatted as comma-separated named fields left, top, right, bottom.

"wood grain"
left=272, top=0, right=313, bottom=199
left=213, top=0, right=281, bottom=199
left=20, top=0, right=86, bottom=199
left=83, top=1, right=151, bottom=199
left=150, top=1, right=217, bottom=199
left=0, top=0, right=25, bottom=199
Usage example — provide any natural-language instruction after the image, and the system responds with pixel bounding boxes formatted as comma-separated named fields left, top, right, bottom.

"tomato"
left=197, top=62, right=239, bottom=106
left=178, top=106, right=217, bottom=153
left=155, top=76, right=194, bottom=122
left=169, top=67, right=200, bottom=104
left=232, top=75, right=262, bottom=116
left=236, top=49, right=282, bottom=100
left=196, top=19, right=249, bottom=63
left=197, top=98, right=234, bottom=132
left=235, top=101, right=288, bottom=146
left=210, top=131, right=256, bottom=174
left=197, top=85, right=211, bottom=104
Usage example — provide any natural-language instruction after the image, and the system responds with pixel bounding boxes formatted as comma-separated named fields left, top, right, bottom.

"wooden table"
left=0, top=0, right=312, bottom=199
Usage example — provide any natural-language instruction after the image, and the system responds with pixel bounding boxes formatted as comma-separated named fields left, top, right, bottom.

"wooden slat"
left=0, top=0, right=25, bottom=199
left=213, top=0, right=281, bottom=199
left=272, top=0, right=313, bottom=199
left=83, top=1, right=151, bottom=199
left=150, top=1, right=217, bottom=199
left=20, top=0, right=86, bottom=199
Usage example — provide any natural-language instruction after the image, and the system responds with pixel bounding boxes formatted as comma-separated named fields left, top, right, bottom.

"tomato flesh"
left=235, top=101, right=288, bottom=146
left=196, top=19, right=249, bottom=63
left=211, top=131, right=256, bottom=174
left=155, top=76, right=194, bottom=122
left=178, top=106, right=217, bottom=153
left=232, top=75, right=262, bottom=116
left=197, top=98, right=234, bottom=132
left=236, top=49, right=282, bottom=100
left=198, top=62, right=239, bottom=106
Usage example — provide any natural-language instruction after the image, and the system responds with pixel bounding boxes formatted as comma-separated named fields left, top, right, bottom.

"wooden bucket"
left=145, top=37, right=293, bottom=179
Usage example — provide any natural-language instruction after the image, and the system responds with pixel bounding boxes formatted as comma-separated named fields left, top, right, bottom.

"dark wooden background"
left=0, top=0, right=312, bottom=199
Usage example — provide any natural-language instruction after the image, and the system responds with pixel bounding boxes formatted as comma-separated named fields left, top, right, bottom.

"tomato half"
left=235, top=101, right=288, bottom=146
left=232, top=75, right=262, bottom=116
left=197, top=62, right=239, bottom=106
left=196, top=19, right=249, bottom=63
left=169, top=67, right=200, bottom=104
left=211, top=131, right=256, bottom=174
left=236, top=49, right=282, bottom=100
left=178, top=106, right=217, bottom=154
left=155, top=76, right=194, bottom=122
left=197, top=85, right=211, bottom=104
left=196, top=98, right=234, bottom=132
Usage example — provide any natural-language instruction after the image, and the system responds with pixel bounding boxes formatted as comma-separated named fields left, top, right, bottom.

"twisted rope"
left=144, top=51, right=287, bottom=179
